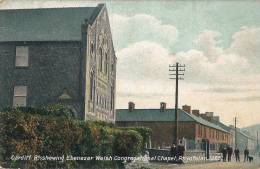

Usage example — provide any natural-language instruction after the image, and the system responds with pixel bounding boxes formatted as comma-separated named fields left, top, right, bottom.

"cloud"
left=193, top=30, right=223, bottom=62
left=228, top=26, right=260, bottom=67
left=116, top=41, right=172, bottom=81
left=115, top=27, right=260, bottom=110
left=115, top=27, right=260, bottom=90
left=110, top=14, right=178, bottom=50
left=226, top=96, right=260, bottom=102
left=194, top=87, right=260, bottom=93
left=173, top=29, right=252, bottom=83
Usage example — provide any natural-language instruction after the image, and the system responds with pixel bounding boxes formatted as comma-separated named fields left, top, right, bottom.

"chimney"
left=213, top=116, right=220, bottom=122
left=200, top=113, right=212, bottom=122
left=182, top=105, right=191, bottom=113
left=160, top=102, right=167, bottom=111
left=205, top=112, right=214, bottom=117
left=128, top=102, right=135, bottom=112
left=192, top=109, right=200, bottom=116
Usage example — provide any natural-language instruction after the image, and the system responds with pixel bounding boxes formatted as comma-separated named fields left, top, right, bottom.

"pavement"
left=155, top=161, right=260, bottom=169
left=149, top=159, right=260, bottom=169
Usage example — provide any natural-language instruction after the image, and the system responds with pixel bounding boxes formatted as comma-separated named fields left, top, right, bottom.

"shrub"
left=0, top=106, right=148, bottom=169
left=112, top=130, right=143, bottom=157
left=117, top=127, right=152, bottom=148
left=2, top=104, right=75, bottom=118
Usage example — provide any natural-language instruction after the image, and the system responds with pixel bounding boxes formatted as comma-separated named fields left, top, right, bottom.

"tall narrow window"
left=91, top=42, right=95, bottom=55
left=105, top=53, right=108, bottom=74
left=99, top=48, right=103, bottom=72
left=15, top=46, right=29, bottom=67
left=90, top=72, right=94, bottom=101
left=13, top=86, right=27, bottom=107
left=110, top=87, right=114, bottom=110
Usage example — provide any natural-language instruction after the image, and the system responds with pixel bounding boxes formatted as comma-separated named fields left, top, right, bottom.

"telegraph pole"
left=257, top=131, right=259, bottom=152
left=235, top=117, right=237, bottom=148
left=169, top=62, right=185, bottom=145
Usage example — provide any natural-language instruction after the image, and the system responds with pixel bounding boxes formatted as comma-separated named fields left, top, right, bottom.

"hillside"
left=243, top=123, right=260, bottom=138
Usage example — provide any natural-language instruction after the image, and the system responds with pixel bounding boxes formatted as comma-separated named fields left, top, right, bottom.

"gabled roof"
left=0, top=4, right=104, bottom=42
left=116, top=108, right=229, bottom=133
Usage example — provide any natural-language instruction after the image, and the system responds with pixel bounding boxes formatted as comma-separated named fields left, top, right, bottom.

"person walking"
left=227, top=146, right=233, bottom=162
left=222, top=147, right=227, bottom=162
left=234, top=147, right=240, bottom=162
left=244, top=147, right=249, bottom=162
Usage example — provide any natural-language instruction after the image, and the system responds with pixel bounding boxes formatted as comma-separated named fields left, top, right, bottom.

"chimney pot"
left=182, top=105, right=191, bottom=113
left=192, top=109, right=200, bottom=116
left=213, top=116, right=220, bottom=122
left=160, top=102, right=167, bottom=111
left=205, top=112, right=214, bottom=117
left=128, top=102, right=135, bottom=112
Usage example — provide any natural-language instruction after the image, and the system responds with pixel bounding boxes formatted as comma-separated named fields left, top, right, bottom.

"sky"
left=1, top=0, right=260, bottom=127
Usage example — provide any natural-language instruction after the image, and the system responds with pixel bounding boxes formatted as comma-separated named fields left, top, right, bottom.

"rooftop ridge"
left=0, top=6, right=96, bottom=11
left=116, top=108, right=229, bottom=133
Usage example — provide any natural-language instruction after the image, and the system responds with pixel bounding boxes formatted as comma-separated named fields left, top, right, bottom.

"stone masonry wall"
left=0, top=41, right=84, bottom=117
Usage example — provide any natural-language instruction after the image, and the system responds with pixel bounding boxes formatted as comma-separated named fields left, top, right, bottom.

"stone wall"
left=84, top=5, right=116, bottom=123
left=0, top=41, right=84, bottom=117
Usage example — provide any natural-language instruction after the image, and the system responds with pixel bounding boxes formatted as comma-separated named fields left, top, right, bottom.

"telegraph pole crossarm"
left=169, top=62, right=185, bottom=145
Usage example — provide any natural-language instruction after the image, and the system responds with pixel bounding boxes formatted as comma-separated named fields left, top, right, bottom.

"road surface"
left=157, top=161, right=260, bottom=169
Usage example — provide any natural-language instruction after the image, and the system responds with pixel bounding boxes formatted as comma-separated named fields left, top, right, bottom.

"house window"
left=13, top=86, right=27, bottom=107
left=15, top=46, right=29, bottom=67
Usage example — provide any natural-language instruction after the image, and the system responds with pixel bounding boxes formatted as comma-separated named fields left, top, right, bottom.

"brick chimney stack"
left=205, top=112, right=214, bottom=117
left=128, top=102, right=135, bottom=112
left=192, top=109, right=200, bottom=116
left=182, top=105, right=191, bottom=113
left=160, top=102, right=167, bottom=111
left=213, top=116, right=220, bottom=122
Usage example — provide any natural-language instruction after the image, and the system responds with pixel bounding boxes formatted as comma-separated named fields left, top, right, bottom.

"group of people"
left=170, top=143, right=185, bottom=164
left=221, top=146, right=233, bottom=162
left=221, top=146, right=251, bottom=162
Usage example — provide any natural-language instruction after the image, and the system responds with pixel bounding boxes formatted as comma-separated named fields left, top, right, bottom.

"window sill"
left=15, top=66, right=29, bottom=69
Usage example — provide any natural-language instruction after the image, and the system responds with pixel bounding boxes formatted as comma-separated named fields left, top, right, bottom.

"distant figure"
left=177, top=144, right=185, bottom=164
left=244, top=147, right=249, bottom=162
left=234, top=147, right=240, bottom=162
left=222, top=147, right=227, bottom=162
left=170, top=144, right=177, bottom=163
left=227, top=146, right=233, bottom=162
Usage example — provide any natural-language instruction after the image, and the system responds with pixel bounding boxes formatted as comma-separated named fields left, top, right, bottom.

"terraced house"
left=116, top=102, right=232, bottom=151
left=0, top=4, right=116, bottom=122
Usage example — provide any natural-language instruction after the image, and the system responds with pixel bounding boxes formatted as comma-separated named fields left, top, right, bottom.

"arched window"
left=99, top=48, right=103, bottom=72
left=110, top=87, right=114, bottom=111
left=91, top=42, right=95, bottom=55
left=105, top=53, right=108, bottom=74
left=90, top=72, right=94, bottom=101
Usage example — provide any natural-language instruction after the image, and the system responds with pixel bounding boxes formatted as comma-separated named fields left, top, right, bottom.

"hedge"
left=0, top=106, right=150, bottom=169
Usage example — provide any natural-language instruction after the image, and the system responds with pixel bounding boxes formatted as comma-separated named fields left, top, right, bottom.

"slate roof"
left=0, top=4, right=103, bottom=42
left=213, top=121, right=232, bottom=132
left=116, top=108, right=229, bottom=133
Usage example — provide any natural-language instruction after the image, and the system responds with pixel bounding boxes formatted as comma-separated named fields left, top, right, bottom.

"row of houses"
left=116, top=102, right=257, bottom=152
